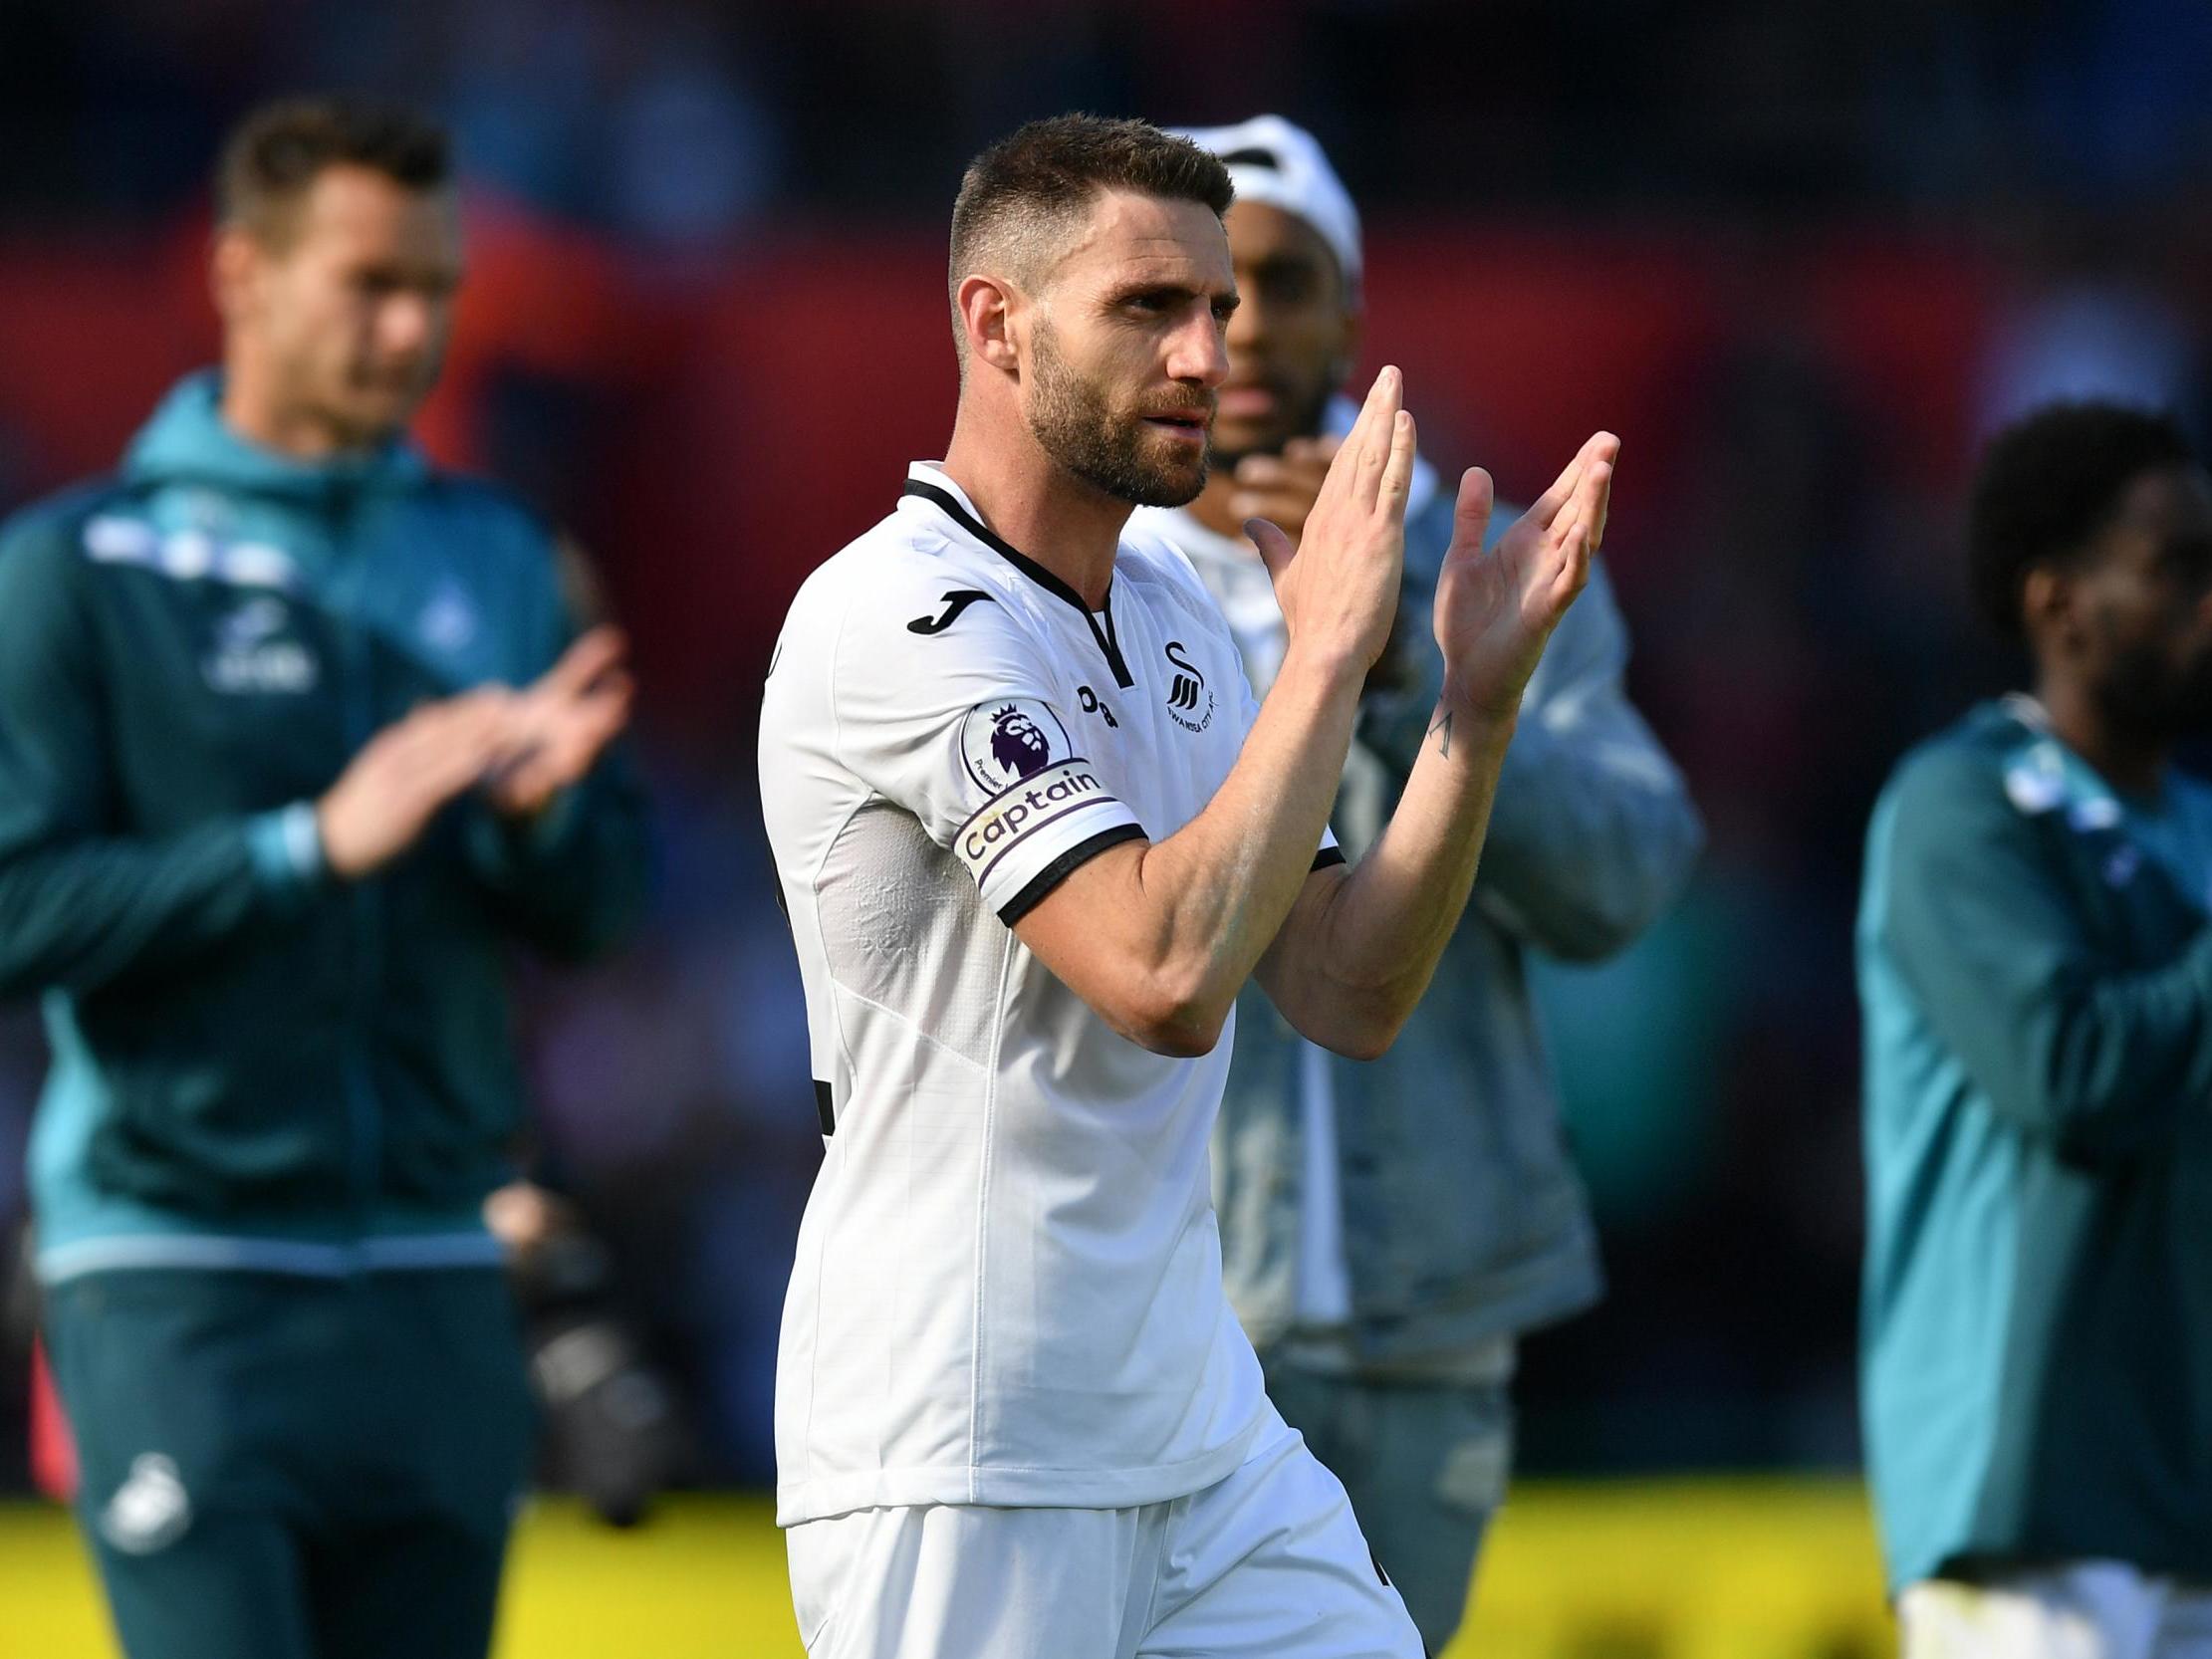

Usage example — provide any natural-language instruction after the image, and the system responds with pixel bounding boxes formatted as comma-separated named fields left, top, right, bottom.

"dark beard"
left=2094, top=637, right=2212, bottom=742
left=1206, top=381, right=1337, bottom=471
left=1027, top=324, right=1211, bottom=508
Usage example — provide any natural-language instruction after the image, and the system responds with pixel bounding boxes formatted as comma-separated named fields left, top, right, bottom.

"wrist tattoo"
left=1427, top=707, right=1454, bottom=758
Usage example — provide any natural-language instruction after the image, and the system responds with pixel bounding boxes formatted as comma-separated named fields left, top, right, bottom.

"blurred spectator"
left=601, top=11, right=778, bottom=253
left=0, top=97, right=648, bottom=1657
left=1861, top=402, right=2212, bottom=1647
left=1976, top=213, right=2209, bottom=440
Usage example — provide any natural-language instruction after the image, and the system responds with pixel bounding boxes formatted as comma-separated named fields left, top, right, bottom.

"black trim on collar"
left=902, top=479, right=1135, bottom=689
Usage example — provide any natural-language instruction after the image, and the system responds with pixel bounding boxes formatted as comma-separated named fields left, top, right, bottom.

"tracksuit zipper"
left=326, top=482, right=382, bottom=1233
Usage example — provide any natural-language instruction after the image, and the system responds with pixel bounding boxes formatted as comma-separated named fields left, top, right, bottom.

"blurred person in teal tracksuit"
left=1860, top=402, right=2212, bottom=1657
left=0, top=96, right=649, bottom=1659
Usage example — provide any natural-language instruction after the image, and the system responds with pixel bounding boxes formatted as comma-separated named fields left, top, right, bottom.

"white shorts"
left=1900, top=1562, right=2212, bottom=1659
left=785, top=1407, right=1421, bottom=1659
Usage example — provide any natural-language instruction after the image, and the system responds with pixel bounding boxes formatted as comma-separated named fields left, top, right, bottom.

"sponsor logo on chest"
left=203, top=595, right=319, bottom=694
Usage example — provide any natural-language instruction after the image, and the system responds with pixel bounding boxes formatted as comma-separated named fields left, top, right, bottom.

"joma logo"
left=908, top=591, right=996, bottom=634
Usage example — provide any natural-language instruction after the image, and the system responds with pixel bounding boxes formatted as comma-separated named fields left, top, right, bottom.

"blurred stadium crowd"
left=5, top=0, right=2212, bottom=1495
left=10, top=0, right=2212, bottom=228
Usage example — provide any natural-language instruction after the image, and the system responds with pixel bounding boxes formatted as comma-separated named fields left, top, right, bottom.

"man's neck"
left=2033, top=676, right=2168, bottom=798
left=218, top=351, right=364, bottom=462
left=940, top=413, right=1128, bottom=610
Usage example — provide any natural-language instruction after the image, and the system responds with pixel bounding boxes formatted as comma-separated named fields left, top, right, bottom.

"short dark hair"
left=1968, top=401, right=2197, bottom=637
left=215, top=96, right=452, bottom=246
left=948, top=115, right=1233, bottom=357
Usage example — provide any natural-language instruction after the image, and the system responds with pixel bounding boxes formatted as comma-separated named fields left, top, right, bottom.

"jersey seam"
left=824, top=583, right=854, bottom=794
left=807, top=793, right=874, bottom=1087
left=1137, top=1503, right=1173, bottom=1636
left=814, top=597, right=871, bottom=1096
left=824, top=975, right=993, bottom=1071
left=970, top=922, right=1015, bottom=1505
left=802, top=777, right=871, bottom=1502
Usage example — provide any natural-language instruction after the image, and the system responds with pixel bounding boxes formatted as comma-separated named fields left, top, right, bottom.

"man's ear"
left=956, top=274, right=1023, bottom=377
left=2022, top=565, right=2080, bottom=651
left=209, top=226, right=265, bottom=330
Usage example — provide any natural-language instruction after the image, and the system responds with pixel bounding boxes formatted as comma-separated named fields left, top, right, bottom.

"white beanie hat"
left=1174, top=115, right=1361, bottom=297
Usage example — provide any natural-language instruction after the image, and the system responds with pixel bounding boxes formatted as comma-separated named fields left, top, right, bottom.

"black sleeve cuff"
left=997, top=823, right=1148, bottom=926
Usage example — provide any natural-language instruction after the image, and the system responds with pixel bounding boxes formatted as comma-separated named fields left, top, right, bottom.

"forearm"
left=0, top=808, right=322, bottom=997
left=1134, top=645, right=1363, bottom=1033
left=1020, top=643, right=1363, bottom=1056
left=2045, top=942, right=2212, bottom=1156
left=1018, top=367, right=1465, bottom=1054
left=1933, top=935, right=2212, bottom=1163
left=1883, top=764, right=2212, bottom=1164
left=1277, top=432, right=1611, bottom=1036
left=1273, top=695, right=1515, bottom=1056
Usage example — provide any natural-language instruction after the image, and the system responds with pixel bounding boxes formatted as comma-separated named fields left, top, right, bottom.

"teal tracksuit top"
left=1857, top=696, right=2212, bottom=1589
left=0, top=373, right=652, bottom=1281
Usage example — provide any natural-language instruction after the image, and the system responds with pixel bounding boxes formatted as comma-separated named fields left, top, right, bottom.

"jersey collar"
left=900, top=463, right=1135, bottom=688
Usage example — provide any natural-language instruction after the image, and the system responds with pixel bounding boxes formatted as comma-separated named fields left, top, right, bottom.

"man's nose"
left=379, top=293, right=438, bottom=356
left=1167, top=310, right=1229, bottom=387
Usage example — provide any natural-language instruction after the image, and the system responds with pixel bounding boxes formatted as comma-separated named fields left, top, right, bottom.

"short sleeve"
left=832, top=594, right=1145, bottom=923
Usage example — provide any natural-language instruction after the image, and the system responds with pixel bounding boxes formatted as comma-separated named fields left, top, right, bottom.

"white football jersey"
left=758, top=462, right=1339, bottom=1525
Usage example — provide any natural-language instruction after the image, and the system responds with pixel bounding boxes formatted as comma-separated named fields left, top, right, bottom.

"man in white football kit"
left=758, top=116, right=1617, bottom=1658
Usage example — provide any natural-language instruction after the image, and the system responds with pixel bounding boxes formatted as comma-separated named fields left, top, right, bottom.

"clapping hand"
left=1431, top=432, right=1616, bottom=721
left=1246, top=366, right=1416, bottom=675
left=316, top=627, right=633, bottom=879
left=1229, top=434, right=1342, bottom=552
left=316, top=690, right=517, bottom=879
left=482, top=626, right=635, bottom=820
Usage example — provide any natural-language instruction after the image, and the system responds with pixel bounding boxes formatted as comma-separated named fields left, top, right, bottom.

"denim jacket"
left=1145, top=458, right=1701, bottom=1371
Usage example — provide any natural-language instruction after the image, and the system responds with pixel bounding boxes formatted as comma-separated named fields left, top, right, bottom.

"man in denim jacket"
left=1134, top=116, right=1702, bottom=1650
